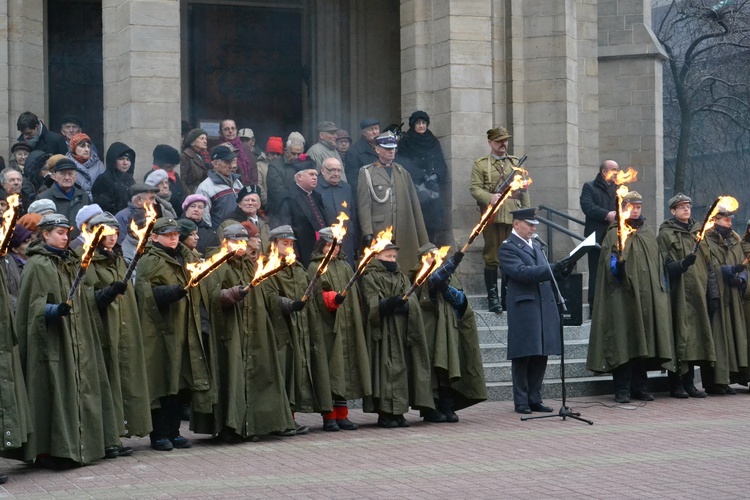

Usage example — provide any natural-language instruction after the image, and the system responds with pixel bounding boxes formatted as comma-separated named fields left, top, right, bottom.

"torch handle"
left=301, top=273, right=320, bottom=302
left=0, top=209, right=19, bottom=257
left=123, top=250, right=145, bottom=282
left=185, top=250, right=236, bottom=289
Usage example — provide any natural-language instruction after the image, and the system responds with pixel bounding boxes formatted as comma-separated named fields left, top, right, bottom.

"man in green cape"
left=307, top=228, right=371, bottom=431
left=587, top=191, right=675, bottom=403
left=412, top=243, right=486, bottom=423
left=135, top=217, right=212, bottom=451
left=360, top=242, right=434, bottom=428
left=657, top=193, right=713, bottom=398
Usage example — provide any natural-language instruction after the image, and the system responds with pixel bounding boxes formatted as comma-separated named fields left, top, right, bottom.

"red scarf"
left=153, top=165, right=176, bottom=183
left=192, top=146, right=212, bottom=169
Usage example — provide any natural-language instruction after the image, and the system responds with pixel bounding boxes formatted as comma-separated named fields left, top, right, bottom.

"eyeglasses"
left=323, top=166, right=342, bottom=174
left=222, top=126, right=237, bottom=131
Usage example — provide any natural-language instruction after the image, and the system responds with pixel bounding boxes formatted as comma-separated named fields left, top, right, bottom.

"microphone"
left=533, top=234, right=547, bottom=248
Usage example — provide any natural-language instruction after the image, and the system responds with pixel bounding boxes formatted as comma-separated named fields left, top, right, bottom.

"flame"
left=79, top=223, right=117, bottom=269
left=331, top=212, right=349, bottom=240
left=0, top=194, right=20, bottom=242
left=415, top=246, right=451, bottom=284
left=697, top=196, right=740, bottom=242
left=185, top=240, right=232, bottom=287
left=251, top=243, right=296, bottom=286
left=341, top=200, right=348, bottom=208
left=616, top=185, right=638, bottom=251
left=614, top=167, right=638, bottom=185
left=129, top=201, right=158, bottom=245
left=227, top=239, right=247, bottom=253
left=357, top=226, right=394, bottom=271
left=284, top=246, right=296, bottom=265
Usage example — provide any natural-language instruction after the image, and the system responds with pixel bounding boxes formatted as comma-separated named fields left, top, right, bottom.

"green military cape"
left=84, top=248, right=152, bottom=438
left=411, top=269, right=487, bottom=410
left=16, top=242, right=119, bottom=464
left=269, top=263, right=332, bottom=413
left=657, top=219, right=715, bottom=373
left=307, top=252, right=371, bottom=400
left=0, top=263, right=31, bottom=459
left=134, top=242, right=213, bottom=413
left=587, top=222, right=676, bottom=374
left=704, top=230, right=748, bottom=384
left=192, top=256, right=294, bottom=436
left=360, top=259, right=434, bottom=414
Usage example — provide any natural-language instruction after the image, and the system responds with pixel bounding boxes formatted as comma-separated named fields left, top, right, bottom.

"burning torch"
left=339, top=226, right=394, bottom=297
left=244, top=244, right=297, bottom=290
left=0, top=194, right=21, bottom=257
left=123, top=201, right=159, bottom=281
left=301, top=212, right=349, bottom=302
left=401, top=246, right=450, bottom=300
left=693, top=196, right=739, bottom=255
left=67, top=224, right=117, bottom=305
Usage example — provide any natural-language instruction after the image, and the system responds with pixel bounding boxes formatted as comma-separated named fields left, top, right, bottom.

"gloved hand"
left=111, top=280, right=128, bottom=295
left=153, top=284, right=189, bottom=308
left=235, top=285, right=249, bottom=298
left=552, top=257, right=573, bottom=274
left=380, top=295, right=407, bottom=314
left=434, top=279, right=449, bottom=293
left=680, top=254, right=697, bottom=270
left=729, top=277, right=745, bottom=288
left=334, top=293, right=345, bottom=305
left=45, top=302, right=71, bottom=320
left=453, top=251, right=464, bottom=264
left=56, top=302, right=71, bottom=317
left=291, top=300, right=306, bottom=312
left=732, top=264, right=746, bottom=274
left=362, top=234, right=374, bottom=249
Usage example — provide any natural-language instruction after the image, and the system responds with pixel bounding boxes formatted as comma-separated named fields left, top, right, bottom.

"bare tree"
left=655, top=0, right=750, bottom=195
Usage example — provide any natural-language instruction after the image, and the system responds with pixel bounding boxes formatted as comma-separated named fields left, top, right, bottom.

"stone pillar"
left=103, top=0, right=181, bottom=179
left=599, top=0, right=666, bottom=224
left=3, top=0, right=46, bottom=153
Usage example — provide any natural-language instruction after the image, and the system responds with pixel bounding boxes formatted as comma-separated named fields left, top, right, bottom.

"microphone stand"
left=522, top=238, right=593, bottom=425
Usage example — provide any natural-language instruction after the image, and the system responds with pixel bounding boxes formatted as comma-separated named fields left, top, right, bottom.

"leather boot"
left=484, top=268, right=502, bottom=313
left=668, top=371, right=688, bottom=398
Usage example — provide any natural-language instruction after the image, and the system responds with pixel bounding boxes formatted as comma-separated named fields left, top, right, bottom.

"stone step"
left=480, top=339, right=591, bottom=364
left=485, top=371, right=670, bottom=401
left=476, top=323, right=591, bottom=344
left=482, top=358, right=598, bottom=382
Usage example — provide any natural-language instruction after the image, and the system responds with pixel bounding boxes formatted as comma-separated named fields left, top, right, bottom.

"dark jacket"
left=265, top=157, right=297, bottom=215
left=315, top=177, right=358, bottom=267
left=18, top=123, right=67, bottom=156
left=344, top=137, right=378, bottom=194
left=580, top=173, right=617, bottom=242
left=36, top=184, right=92, bottom=238
left=180, top=147, right=210, bottom=193
left=180, top=217, right=220, bottom=257
left=275, top=185, right=330, bottom=268
left=498, top=233, right=561, bottom=359
left=92, top=142, right=136, bottom=215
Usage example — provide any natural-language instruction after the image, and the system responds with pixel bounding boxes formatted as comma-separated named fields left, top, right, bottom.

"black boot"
left=668, top=371, right=688, bottom=398
left=484, top=268, right=502, bottom=313
left=682, top=366, right=707, bottom=398
left=438, top=389, right=459, bottom=423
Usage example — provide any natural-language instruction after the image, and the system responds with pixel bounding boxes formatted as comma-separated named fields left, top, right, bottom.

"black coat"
left=275, top=185, right=330, bottom=268
left=18, top=124, right=67, bottom=156
left=498, top=233, right=561, bottom=359
left=36, top=184, right=92, bottom=238
left=580, top=173, right=616, bottom=242
left=344, top=137, right=377, bottom=194
left=92, top=142, right=136, bottom=214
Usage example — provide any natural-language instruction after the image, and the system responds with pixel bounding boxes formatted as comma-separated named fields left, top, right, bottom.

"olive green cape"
left=587, top=222, right=675, bottom=374
left=360, top=259, right=434, bottom=414
left=307, top=252, right=371, bottom=400
left=657, top=218, right=715, bottom=373
left=192, top=256, right=294, bottom=436
left=269, top=263, right=332, bottom=413
left=16, top=242, right=119, bottom=464
left=84, top=248, right=152, bottom=438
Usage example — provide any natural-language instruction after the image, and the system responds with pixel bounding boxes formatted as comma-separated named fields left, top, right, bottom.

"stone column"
left=599, top=0, right=666, bottom=224
left=103, top=0, right=181, bottom=179
left=2, top=0, right=46, bottom=153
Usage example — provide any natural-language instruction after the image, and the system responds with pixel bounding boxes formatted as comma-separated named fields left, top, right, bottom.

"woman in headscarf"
left=66, top=133, right=105, bottom=199
left=180, top=128, right=212, bottom=193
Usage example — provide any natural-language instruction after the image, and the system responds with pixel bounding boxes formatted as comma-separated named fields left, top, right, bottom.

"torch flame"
left=129, top=201, right=158, bottom=245
left=0, top=194, right=20, bottom=244
left=357, top=226, right=394, bottom=271
left=227, top=239, right=248, bottom=253
left=79, top=223, right=117, bottom=269
left=697, top=196, right=740, bottom=242
left=284, top=246, right=296, bottom=265
left=616, top=185, right=638, bottom=252
left=613, top=167, right=638, bottom=185
left=185, top=240, right=233, bottom=287
left=331, top=211, right=349, bottom=241
left=252, top=243, right=296, bottom=286
left=415, top=246, right=451, bottom=284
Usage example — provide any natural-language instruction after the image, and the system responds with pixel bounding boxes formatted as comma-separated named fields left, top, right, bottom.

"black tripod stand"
left=522, top=244, right=593, bottom=425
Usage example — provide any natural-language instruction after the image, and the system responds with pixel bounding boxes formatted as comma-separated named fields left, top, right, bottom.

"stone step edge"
left=485, top=370, right=669, bottom=386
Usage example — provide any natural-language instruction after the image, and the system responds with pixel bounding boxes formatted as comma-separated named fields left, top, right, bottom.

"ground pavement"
left=2, top=389, right=750, bottom=499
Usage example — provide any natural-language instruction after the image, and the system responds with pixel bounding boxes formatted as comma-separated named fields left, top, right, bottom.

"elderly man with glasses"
left=315, top=157, right=358, bottom=266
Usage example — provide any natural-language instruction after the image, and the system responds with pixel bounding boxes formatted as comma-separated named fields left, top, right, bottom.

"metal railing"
left=537, top=205, right=586, bottom=256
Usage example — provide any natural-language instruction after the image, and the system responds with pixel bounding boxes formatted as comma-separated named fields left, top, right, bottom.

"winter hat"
left=27, top=199, right=56, bottom=215
left=287, top=131, right=305, bottom=146
left=68, top=133, right=92, bottom=154
left=18, top=213, right=42, bottom=232
left=145, top=169, right=169, bottom=187
left=240, top=221, right=260, bottom=238
left=46, top=154, right=69, bottom=171
left=177, top=218, right=198, bottom=241
left=183, top=128, right=208, bottom=150
left=10, top=142, right=32, bottom=154
left=152, top=144, right=180, bottom=166
left=76, top=203, right=103, bottom=231
left=60, top=114, right=84, bottom=128
left=266, top=137, right=283, bottom=154
left=9, top=223, right=33, bottom=249
left=408, top=110, right=430, bottom=128
left=182, top=193, right=209, bottom=211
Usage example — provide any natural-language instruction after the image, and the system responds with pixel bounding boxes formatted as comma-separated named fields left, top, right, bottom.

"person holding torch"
left=587, top=192, right=675, bottom=404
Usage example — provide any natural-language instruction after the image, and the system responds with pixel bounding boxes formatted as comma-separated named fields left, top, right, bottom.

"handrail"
left=536, top=205, right=586, bottom=256
left=538, top=205, right=585, bottom=226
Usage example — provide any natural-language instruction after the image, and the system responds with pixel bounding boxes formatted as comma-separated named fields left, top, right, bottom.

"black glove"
left=680, top=254, right=697, bottom=270
left=291, top=300, right=306, bottom=312
left=434, top=279, right=449, bottom=293
left=153, top=284, right=189, bottom=308
left=729, top=277, right=745, bottom=288
left=111, top=280, right=128, bottom=295
left=362, top=234, right=374, bottom=249
left=453, top=251, right=464, bottom=264
left=380, top=295, right=407, bottom=314
left=95, top=285, right=121, bottom=310
left=732, top=264, right=747, bottom=274
left=56, top=302, right=71, bottom=317
left=334, top=293, right=345, bottom=305
left=552, top=257, right=573, bottom=274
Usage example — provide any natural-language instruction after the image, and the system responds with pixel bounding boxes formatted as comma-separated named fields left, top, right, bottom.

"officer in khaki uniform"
left=469, top=126, right=530, bottom=313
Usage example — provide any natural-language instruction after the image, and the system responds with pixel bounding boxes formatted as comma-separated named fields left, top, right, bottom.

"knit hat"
left=182, top=193, right=209, bottom=211
left=27, top=199, right=56, bottom=215
left=46, top=154, right=69, bottom=171
left=68, top=133, right=91, bottom=154
left=177, top=218, right=197, bottom=241
left=145, top=169, right=169, bottom=187
left=287, top=131, right=305, bottom=146
left=266, top=136, right=283, bottom=154
left=9, top=223, right=33, bottom=249
left=152, top=144, right=180, bottom=166
left=76, top=203, right=103, bottom=231
left=183, top=128, right=207, bottom=150
left=408, top=110, right=430, bottom=128
left=18, top=213, right=42, bottom=232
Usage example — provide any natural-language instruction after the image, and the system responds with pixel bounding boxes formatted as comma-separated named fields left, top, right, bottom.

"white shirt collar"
left=512, top=228, right=533, bottom=248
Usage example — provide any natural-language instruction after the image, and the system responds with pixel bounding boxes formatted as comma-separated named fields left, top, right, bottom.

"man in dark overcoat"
left=498, top=208, right=573, bottom=414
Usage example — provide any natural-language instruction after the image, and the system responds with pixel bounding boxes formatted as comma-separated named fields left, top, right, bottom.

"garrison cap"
left=318, top=227, right=335, bottom=243
left=269, top=225, right=296, bottom=241
left=88, top=211, right=119, bottom=229
left=38, top=213, right=70, bottom=229
left=417, top=242, right=438, bottom=256
left=152, top=217, right=180, bottom=235
left=669, top=193, right=692, bottom=209
left=621, top=191, right=643, bottom=205
left=223, top=223, right=249, bottom=241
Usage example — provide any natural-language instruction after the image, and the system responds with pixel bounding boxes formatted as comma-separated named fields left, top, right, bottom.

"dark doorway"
left=47, top=0, right=104, bottom=154
left=188, top=4, right=303, bottom=145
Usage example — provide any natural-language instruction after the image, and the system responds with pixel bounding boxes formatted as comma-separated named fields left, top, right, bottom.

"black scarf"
left=379, top=260, right=399, bottom=273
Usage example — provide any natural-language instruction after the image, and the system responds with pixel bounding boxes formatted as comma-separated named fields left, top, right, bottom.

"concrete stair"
left=469, top=295, right=669, bottom=401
